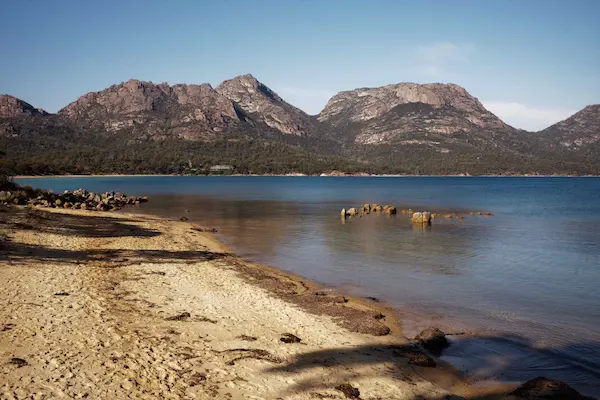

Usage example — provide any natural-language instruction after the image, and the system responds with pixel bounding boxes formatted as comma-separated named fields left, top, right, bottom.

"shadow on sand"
left=0, top=207, right=229, bottom=266
left=266, top=336, right=600, bottom=399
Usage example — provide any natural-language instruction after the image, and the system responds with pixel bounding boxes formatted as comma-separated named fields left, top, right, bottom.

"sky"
left=1, top=0, right=599, bottom=131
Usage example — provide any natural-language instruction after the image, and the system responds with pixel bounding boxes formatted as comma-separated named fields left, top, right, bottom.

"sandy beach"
left=0, top=206, right=515, bottom=399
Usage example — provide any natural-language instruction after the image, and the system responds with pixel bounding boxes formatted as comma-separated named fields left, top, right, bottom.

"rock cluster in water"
left=0, top=185, right=148, bottom=211
left=340, top=203, right=493, bottom=223
left=341, top=204, right=397, bottom=218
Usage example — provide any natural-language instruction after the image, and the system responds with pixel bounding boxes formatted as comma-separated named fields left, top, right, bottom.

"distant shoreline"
left=12, top=173, right=600, bottom=179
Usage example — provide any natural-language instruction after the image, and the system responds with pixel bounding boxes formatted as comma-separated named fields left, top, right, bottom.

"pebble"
left=14, top=389, right=26, bottom=399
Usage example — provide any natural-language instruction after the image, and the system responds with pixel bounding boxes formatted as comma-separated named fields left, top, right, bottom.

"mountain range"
left=1, top=74, right=598, bottom=175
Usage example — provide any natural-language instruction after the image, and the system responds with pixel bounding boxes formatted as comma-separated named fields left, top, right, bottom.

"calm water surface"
left=16, top=176, right=600, bottom=395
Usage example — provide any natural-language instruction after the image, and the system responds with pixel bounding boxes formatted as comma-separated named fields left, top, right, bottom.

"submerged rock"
left=403, top=350, right=437, bottom=367
left=508, top=377, right=594, bottom=399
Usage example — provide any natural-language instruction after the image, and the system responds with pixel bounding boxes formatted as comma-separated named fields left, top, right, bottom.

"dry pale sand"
left=0, top=206, right=507, bottom=400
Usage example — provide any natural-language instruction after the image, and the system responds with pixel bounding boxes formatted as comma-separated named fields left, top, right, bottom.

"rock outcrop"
left=56, top=75, right=323, bottom=140
left=0, top=95, right=48, bottom=118
left=216, top=74, right=319, bottom=137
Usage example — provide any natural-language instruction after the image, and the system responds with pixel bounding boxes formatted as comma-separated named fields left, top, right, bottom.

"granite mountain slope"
left=57, top=80, right=241, bottom=140
left=536, top=105, right=600, bottom=149
left=216, top=74, right=320, bottom=137
left=318, top=82, right=518, bottom=149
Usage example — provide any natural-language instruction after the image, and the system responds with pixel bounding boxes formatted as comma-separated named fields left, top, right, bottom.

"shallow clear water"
left=16, top=176, right=600, bottom=395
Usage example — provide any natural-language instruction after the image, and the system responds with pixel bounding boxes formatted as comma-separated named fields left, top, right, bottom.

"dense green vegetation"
left=0, top=127, right=375, bottom=176
left=352, top=142, right=600, bottom=176
left=1, top=116, right=598, bottom=177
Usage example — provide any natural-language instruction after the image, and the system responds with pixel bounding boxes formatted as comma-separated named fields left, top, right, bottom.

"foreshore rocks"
left=415, top=327, right=449, bottom=355
left=0, top=184, right=148, bottom=211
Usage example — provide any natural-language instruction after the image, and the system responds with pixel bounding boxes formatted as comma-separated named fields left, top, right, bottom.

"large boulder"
left=507, top=377, right=594, bottom=399
left=415, top=327, right=449, bottom=355
left=383, top=205, right=397, bottom=215
left=371, top=204, right=383, bottom=212
left=347, top=208, right=359, bottom=216
left=411, top=211, right=432, bottom=224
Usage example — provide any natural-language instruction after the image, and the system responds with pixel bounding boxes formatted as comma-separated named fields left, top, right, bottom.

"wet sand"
left=0, top=206, right=511, bottom=399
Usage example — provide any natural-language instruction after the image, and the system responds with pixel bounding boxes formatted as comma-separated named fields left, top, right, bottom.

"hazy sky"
left=1, top=0, right=599, bottom=131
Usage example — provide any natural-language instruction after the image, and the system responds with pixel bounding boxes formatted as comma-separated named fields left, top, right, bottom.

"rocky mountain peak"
left=316, top=81, right=514, bottom=147
left=318, top=82, right=491, bottom=124
left=216, top=74, right=317, bottom=136
left=0, top=95, right=48, bottom=117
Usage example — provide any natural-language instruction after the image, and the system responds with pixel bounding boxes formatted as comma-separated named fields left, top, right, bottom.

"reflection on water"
left=14, top=176, right=600, bottom=396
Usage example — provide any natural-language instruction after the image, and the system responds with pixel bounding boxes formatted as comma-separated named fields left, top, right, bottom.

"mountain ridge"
left=1, top=75, right=598, bottom=176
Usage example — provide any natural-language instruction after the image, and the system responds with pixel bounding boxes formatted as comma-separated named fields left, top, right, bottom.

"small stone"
left=335, top=383, right=360, bottom=399
left=166, top=312, right=191, bottom=321
left=8, top=358, right=28, bottom=368
left=280, top=333, right=301, bottom=344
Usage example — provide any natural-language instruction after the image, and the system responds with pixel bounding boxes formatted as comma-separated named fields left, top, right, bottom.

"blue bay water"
left=15, top=176, right=600, bottom=395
